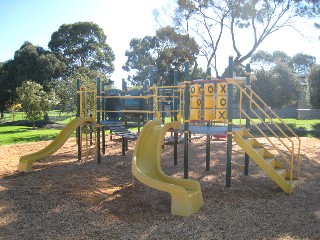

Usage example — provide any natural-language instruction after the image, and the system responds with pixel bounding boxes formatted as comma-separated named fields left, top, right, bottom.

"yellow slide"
left=132, top=120, right=203, bottom=216
left=18, top=117, right=94, bottom=172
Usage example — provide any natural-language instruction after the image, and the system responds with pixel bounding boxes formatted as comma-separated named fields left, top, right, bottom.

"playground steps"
left=101, top=120, right=138, bottom=139
left=234, top=129, right=299, bottom=194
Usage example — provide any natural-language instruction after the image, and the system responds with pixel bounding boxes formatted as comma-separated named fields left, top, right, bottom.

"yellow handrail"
left=234, top=81, right=301, bottom=179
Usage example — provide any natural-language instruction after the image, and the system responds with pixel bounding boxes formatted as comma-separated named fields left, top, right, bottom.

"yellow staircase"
left=234, top=129, right=299, bottom=193
left=233, top=80, right=301, bottom=194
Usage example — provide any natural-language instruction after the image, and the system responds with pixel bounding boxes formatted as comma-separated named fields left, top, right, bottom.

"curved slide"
left=132, top=120, right=203, bottom=216
left=18, top=117, right=94, bottom=172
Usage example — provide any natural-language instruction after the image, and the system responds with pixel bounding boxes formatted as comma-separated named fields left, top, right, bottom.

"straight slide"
left=132, top=120, right=203, bottom=216
left=18, top=117, right=94, bottom=172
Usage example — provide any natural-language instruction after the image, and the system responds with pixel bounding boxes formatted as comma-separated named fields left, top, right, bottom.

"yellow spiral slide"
left=18, top=117, right=94, bottom=172
left=132, top=120, right=203, bottom=216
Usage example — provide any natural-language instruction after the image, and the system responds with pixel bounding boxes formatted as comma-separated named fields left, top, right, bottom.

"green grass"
left=1, top=110, right=75, bottom=124
left=1, top=114, right=319, bottom=146
left=164, top=117, right=320, bottom=131
left=270, top=118, right=320, bottom=131
left=0, top=110, right=76, bottom=146
left=0, top=126, right=63, bottom=146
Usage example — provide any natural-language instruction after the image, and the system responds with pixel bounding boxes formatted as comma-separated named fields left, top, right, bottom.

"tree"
left=252, top=62, right=301, bottom=109
left=53, top=67, right=111, bottom=113
left=48, top=22, right=115, bottom=79
left=0, top=60, right=20, bottom=118
left=166, top=0, right=318, bottom=76
left=12, top=41, right=66, bottom=89
left=16, top=81, right=57, bottom=128
left=251, top=50, right=293, bottom=69
left=308, top=64, right=320, bottom=108
left=123, top=26, right=199, bottom=86
left=251, top=50, right=316, bottom=74
left=0, top=42, right=65, bottom=118
left=7, top=103, right=21, bottom=121
left=292, top=53, right=316, bottom=74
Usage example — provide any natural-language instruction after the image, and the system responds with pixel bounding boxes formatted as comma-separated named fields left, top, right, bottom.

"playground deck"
left=0, top=136, right=319, bottom=239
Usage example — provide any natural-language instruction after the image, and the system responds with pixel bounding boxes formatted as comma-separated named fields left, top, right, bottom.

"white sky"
left=0, top=0, right=319, bottom=88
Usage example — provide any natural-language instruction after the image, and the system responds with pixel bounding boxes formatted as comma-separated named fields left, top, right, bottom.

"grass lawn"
left=1, top=110, right=75, bottom=124
left=0, top=126, right=63, bottom=146
left=1, top=114, right=319, bottom=146
left=0, top=110, right=76, bottom=146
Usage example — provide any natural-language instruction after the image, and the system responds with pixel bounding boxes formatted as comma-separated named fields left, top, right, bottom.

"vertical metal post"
left=184, top=59, right=190, bottom=179
left=89, top=114, right=93, bottom=145
left=244, top=63, right=251, bottom=175
left=226, top=56, right=234, bottom=187
left=143, top=80, right=148, bottom=127
left=76, top=79, right=81, bottom=160
left=101, top=81, right=106, bottom=155
left=96, top=78, right=101, bottom=164
left=149, top=66, right=154, bottom=120
left=173, top=70, right=178, bottom=165
left=122, top=78, right=127, bottom=92
left=206, top=67, right=211, bottom=171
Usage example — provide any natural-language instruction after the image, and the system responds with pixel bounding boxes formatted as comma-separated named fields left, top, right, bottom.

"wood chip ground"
left=0, top=136, right=319, bottom=239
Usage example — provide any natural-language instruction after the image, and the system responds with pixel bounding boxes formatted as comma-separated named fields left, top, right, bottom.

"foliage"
left=252, top=63, right=301, bottom=109
left=167, top=0, right=319, bottom=76
left=49, top=22, right=115, bottom=79
left=251, top=50, right=316, bottom=74
left=0, top=62, right=14, bottom=117
left=16, top=81, right=58, bottom=128
left=292, top=53, right=316, bottom=74
left=0, top=42, right=66, bottom=115
left=123, top=26, right=199, bottom=86
left=7, top=103, right=21, bottom=121
left=307, top=64, right=320, bottom=108
left=12, top=42, right=67, bottom=89
left=53, top=67, right=111, bottom=114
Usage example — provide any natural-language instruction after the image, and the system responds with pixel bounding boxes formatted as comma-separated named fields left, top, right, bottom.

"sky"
left=0, top=0, right=319, bottom=88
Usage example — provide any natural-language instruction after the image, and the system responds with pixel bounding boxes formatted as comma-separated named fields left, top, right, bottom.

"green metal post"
left=149, top=66, right=154, bottom=120
left=244, top=63, right=251, bottom=175
left=89, top=113, right=93, bottom=145
left=173, top=70, right=178, bottom=165
left=206, top=67, right=211, bottom=171
left=96, top=78, right=101, bottom=164
left=76, top=79, right=81, bottom=160
left=101, top=81, right=106, bottom=155
left=184, top=59, right=190, bottom=179
left=226, top=56, right=234, bottom=187
left=122, top=78, right=127, bottom=92
left=143, top=80, right=148, bottom=127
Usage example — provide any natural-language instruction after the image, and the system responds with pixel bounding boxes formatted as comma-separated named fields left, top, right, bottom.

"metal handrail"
left=234, top=81, right=301, bottom=179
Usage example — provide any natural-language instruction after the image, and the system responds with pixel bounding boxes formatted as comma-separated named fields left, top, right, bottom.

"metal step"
left=264, top=157, right=276, bottom=167
left=274, top=168, right=287, bottom=178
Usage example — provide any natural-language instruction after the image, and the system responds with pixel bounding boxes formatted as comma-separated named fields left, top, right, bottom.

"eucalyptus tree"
left=12, top=41, right=66, bottom=89
left=169, top=0, right=319, bottom=76
left=308, top=64, right=320, bottom=108
left=0, top=42, right=65, bottom=117
left=48, top=21, right=115, bottom=80
left=123, top=26, right=200, bottom=86
left=251, top=50, right=316, bottom=73
left=252, top=62, right=301, bottom=109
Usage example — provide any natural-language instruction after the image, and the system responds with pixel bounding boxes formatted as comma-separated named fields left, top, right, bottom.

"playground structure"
left=18, top=57, right=301, bottom=216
